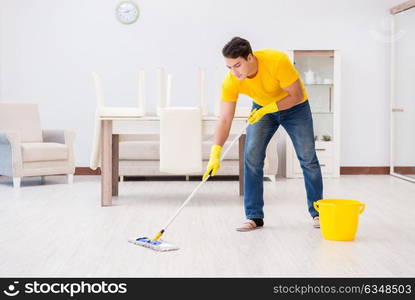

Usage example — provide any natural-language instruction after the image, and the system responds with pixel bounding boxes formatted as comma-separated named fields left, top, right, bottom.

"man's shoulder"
left=222, top=71, right=238, bottom=87
left=254, top=49, right=287, bottom=60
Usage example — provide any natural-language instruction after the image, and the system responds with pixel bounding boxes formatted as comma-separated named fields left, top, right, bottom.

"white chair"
left=89, top=70, right=146, bottom=171
left=159, top=107, right=203, bottom=174
left=157, top=66, right=209, bottom=116
left=92, top=70, right=146, bottom=118
left=156, top=67, right=171, bottom=116
left=157, top=67, right=203, bottom=174
left=0, top=103, right=75, bottom=188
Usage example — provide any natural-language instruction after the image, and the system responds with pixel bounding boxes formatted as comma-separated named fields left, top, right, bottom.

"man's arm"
left=275, top=78, right=304, bottom=110
left=214, top=101, right=236, bottom=146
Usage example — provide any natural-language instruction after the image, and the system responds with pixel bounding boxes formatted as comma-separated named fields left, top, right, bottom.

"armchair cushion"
left=21, top=142, right=68, bottom=162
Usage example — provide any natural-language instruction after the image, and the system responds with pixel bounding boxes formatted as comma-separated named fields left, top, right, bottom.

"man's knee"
left=299, top=151, right=319, bottom=168
left=244, top=148, right=265, bottom=170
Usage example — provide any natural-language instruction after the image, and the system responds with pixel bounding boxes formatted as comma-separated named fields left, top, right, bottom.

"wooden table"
left=100, top=116, right=247, bottom=206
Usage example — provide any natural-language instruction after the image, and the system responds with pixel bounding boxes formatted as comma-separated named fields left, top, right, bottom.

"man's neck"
left=247, top=55, right=258, bottom=79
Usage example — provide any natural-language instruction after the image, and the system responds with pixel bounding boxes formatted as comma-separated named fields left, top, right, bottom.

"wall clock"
left=116, top=1, right=139, bottom=25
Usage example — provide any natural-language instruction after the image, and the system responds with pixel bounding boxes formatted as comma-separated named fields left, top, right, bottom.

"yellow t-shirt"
left=221, top=49, right=308, bottom=106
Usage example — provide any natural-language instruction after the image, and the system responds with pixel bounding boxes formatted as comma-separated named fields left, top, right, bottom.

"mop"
left=129, top=122, right=250, bottom=251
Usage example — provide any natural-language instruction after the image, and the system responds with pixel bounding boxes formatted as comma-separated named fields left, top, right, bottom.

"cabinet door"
left=391, top=8, right=415, bottom=181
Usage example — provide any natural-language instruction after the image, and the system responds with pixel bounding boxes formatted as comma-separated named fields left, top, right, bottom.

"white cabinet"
left=286, top=50, right=341, bottom=178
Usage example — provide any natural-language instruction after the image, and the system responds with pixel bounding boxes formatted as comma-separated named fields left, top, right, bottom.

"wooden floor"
left=0, top=175, right=414, bottom=277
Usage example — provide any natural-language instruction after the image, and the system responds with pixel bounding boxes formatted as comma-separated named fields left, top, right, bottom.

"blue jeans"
left=244, top=100, right=323, bottom=219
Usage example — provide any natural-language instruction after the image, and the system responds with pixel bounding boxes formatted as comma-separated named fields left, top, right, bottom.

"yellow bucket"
left=313, top=199, right=365, bottom=241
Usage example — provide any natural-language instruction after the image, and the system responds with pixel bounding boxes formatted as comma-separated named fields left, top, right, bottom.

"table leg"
left=239, top=134, right=246, bottom=196
left=101, top=120, right=113, bottom=206
left=112, top=134, right=119, bottom=196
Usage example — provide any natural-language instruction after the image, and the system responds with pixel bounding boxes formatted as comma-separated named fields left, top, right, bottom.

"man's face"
left=224, top=54, right=252, bottom=80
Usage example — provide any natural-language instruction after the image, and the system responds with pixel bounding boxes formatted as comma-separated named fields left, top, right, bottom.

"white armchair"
left=0, top=103, right=75, bottom=188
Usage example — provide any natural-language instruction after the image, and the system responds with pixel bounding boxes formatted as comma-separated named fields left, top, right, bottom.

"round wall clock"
left=116, top=1, right=140, bottom=25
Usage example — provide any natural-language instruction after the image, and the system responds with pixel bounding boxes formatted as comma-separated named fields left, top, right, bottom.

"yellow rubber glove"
left=202, top=145, right=222, bottom=180
left=247, top=102, right=279, bottom=124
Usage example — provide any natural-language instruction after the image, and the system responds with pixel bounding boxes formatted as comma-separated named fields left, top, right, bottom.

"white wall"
left=0, top=0, right=403, bottom=167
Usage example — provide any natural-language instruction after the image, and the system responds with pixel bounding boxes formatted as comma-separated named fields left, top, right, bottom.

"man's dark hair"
left=222, top=37, right=253, bottom=59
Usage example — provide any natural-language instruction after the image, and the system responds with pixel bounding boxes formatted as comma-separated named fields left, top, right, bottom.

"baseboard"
left=342, top=166, right=414, bottom=175
left=340, top=167, right=390, bottom=175
left=75, top=166, right=401, bottom=176
left=75, top=167, right=101, bottom=175
left=393, top=167, right=415, bottom=174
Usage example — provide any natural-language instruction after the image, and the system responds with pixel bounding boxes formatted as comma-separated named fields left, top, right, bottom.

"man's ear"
left=246, top=53, right=253, bottom=62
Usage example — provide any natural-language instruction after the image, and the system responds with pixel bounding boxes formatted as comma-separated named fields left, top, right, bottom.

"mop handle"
left=161, top=121, right=250, bottom=231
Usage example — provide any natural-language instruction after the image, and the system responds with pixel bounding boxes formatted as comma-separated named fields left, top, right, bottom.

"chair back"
left=0, top=103, right=43, bottom=142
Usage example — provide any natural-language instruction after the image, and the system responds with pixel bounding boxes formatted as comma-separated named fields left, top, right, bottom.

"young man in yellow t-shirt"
left=203, top=37, right=323, bottom=230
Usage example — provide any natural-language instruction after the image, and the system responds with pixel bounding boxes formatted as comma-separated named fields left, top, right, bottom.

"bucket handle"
left=314, top=201, right=365, bottom=214
left=313, top=201, right=319, bottom=212
left=359, top=203, right=365, bottom=214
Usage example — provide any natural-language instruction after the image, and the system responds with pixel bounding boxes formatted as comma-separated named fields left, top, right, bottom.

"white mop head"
left=128, top=237, right=179, bottom=252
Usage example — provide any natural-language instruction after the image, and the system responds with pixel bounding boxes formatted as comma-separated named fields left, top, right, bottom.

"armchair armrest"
left=64, top=130, right=76, bottom=147
left=0, top=130, right=23, bottom=177
left=0, top=132, right=9, bottom=145
left=0, top=130, right=20, bottom=146
left=64, top=130, right=76, bottom=171
left=42, top=129, right=76, bottom=170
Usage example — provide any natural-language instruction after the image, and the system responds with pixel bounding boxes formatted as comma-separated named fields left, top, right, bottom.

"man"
left=203, top=37, right=323, bottom=231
